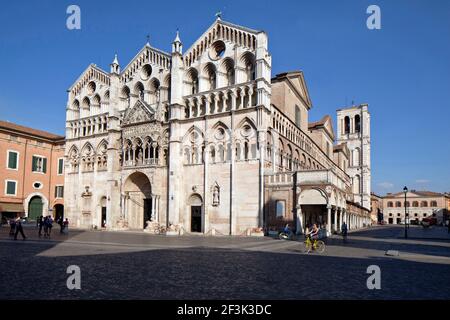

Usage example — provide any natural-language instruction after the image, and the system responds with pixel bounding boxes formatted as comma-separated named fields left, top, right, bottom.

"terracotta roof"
left=384, top=190, right=446, bottom=198
left=0, top=120, right=65, bottom=142
left=308, top=115, right=332, bottom=129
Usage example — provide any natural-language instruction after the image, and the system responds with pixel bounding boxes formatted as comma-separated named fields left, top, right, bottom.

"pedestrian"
left=63, top=218, right=69, bottom=234
left=447, top=219, right=450, bottom=234
left=14, top=218, right=26, bottom=240
left=43, top=216, right=49, bottom=237
left=47, top=216, right=53, bottom=237
left=341, top=221, right=348, bottom=243
left=58, top=217, right=64, bottom=234
left=9, top=219, right=16, bottom=236
left=38, top=216, right=44, bottom=237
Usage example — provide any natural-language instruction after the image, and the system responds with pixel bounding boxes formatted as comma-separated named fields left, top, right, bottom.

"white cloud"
left=415, top=179, right=430, bottom=184
left=378, top=182, right=394, bottom=189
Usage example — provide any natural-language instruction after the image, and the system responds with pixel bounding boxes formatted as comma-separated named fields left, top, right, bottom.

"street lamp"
left=403, top=186, right=408, bottom=239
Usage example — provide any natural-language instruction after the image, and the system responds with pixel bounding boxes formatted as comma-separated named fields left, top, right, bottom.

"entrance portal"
left=54, top=204, right=64, bottom=221
left=191, top=206, right=202, bottom=232
left=123, top=172, right=152, bottom=229
left=28, top=196, right=43, bottom=220
left=188, top=194, right=203, bottom=233
left=143, top=199, right=152, bottom=228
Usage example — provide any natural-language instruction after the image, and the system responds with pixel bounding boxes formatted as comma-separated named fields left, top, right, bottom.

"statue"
left=212, top=184, right=220, bottom=207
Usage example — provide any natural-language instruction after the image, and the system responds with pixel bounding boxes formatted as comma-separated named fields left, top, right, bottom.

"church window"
left=295, top=105, right=301, bottom=128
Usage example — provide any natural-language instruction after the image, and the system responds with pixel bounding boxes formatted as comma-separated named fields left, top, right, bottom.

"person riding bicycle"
left=283, top=224, right=292, bottom=237
left=308, top=224, right=320, bottom=250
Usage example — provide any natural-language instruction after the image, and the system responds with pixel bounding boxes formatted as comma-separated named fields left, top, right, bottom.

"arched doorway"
left=54, top=204, right=64, bottom=221
left=28, top=196, right=43, bottom=220
left=100, top=197, right=107, bottom=228
left=124, top=172, right=152, bottom=229
left=189, top=194, right=203, bottom=233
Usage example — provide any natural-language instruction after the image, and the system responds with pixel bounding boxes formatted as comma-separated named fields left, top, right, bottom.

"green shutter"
left=61, top=186, right=64, bottom=198
left=55, top=186, right=58, bottom=197
left=6, top=181, right=16, bottom=195
left=8, top=152, right=17, bottom=169
left=32, top=156, right=38, bottom=171
left=58, top=159, right=64, bottom=174
left=42, top=158, right=47, bottom=173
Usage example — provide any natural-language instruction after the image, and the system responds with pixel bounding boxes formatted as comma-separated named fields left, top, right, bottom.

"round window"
left=209, top=41, right=226, bottom=61
left=33, top=182, right=42, bottom=189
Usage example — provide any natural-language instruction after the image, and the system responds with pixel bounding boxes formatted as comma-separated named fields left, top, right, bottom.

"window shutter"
left=8, top=152, right=17, bottom=169
left=6, top=181, right=16, bottom=195
left=61, top=186, right=64, bottom=198
left=32, top=156, right=38, bottom=171
left=55, top=186, right=58, bottom=197
left=58, top=159, right=63, bottom=174
left=42, top=158, right=47, bottom=173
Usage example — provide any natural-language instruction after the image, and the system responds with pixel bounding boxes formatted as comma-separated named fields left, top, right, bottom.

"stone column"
left=338, top=208, right=342, bottom=233
left=333, top=207, right=337, bottom=233
left=151, top=194, right=156, bottom=221
left=327, top=205, right=332, bottom=236
left=296, top=205, right=303, bottom=234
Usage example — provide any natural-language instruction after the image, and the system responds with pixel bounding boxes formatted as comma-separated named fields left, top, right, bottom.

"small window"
left=33, top=182, right=42, bottom=189
left=7, top=151, right=19, bottom=170
left=5, top=180, right=17, bottom=196
left=295, top=105, right=301, bottom=128
left=55, top=186, right=64, bottom=198
left=423, top=213, right=427, bottom=217
left=57, top=158, right=64, bottom=175
left=32, top=156, right=47, bottom=173
left=276, top=200, right=286, bottom=218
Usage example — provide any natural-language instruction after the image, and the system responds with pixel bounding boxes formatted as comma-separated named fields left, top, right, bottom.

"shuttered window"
left=32, top=156, right=47, bottom=173
left=55, top=186, right=64, bottom=198
left=7, top=151, right=18, bottom=169
left=58, top=158, right=64, bottom=174
left=6, top=180, right=17, bottom=196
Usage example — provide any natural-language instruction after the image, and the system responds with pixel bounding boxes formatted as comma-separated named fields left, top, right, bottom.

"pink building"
left=0, top=120, right=65, bottom=223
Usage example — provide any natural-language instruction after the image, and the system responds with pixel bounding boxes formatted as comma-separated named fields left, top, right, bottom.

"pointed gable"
left=69, top=64, right=110, bottom=97
left=308, top=115, right=335, bottom=140
left=122, top=100, right=156, bottom=126
left=271, top=71, right=312, bottom=109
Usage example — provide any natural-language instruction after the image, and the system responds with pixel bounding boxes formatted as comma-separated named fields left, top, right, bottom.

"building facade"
left=64, top=18, right=371, bottom=235
left=0, top=121, right=65, bottom=223
left=382, top=190, right=449, bottom=224
left=370, top=192, right=383, bottom=223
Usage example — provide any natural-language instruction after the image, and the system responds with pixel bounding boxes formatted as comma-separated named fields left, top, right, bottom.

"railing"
left=265, top=169, right=351, bottom=191
left=183, top=81, right=257, bottom=119
left=124, top=158, right=159, bottom=167
left=68, top=113, right=108, bottom=139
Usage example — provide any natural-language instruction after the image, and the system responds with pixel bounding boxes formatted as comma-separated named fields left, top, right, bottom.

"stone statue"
left=213, top=185, right=220, bottom=206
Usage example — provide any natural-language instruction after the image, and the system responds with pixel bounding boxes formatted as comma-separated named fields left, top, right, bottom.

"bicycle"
left=303, top=236, right=325, bottom=253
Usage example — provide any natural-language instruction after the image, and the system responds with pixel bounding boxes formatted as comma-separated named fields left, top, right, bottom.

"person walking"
left=38, top=216, right=44, bottom=237
left=341, top=221, right=348, bottom=243
left=58, top=217, right=64, bottom=234
left=63, top=218, right=69, bottom=235
left=43, top=216, right=49, bottom=237
left=14, top=218, right=26, bottom=240
left=9, top=219, right=16, bottom=236
left=47, top=216, right=53, bottom=237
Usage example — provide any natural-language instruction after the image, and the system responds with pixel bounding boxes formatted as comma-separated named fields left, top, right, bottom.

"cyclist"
left=309, top=224, right=319, bottom=250
left=283, top=223, right=292, bottom=237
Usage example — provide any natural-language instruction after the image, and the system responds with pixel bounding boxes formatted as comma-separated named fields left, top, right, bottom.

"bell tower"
left=337, top=104, right=371, bottom=210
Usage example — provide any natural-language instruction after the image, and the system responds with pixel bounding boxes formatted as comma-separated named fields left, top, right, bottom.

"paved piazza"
left=1, top=225, right=449, bottom=300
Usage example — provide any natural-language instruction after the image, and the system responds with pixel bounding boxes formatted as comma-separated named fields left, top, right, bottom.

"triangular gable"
left=121, top=44, right=171, bottom=83
left=69, top=64, right=110, bottom=96
left=183, top=18, right=261, bottom=68
left=122, top=100, right=155, bottom=126
left=272, top=71, right=312, bottom=109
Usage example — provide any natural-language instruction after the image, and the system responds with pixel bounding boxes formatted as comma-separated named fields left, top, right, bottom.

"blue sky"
left=0, top=0, right=449, bottom=194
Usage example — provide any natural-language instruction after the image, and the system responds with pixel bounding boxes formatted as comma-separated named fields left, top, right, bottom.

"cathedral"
left=64, top=17, right=371, bottom=236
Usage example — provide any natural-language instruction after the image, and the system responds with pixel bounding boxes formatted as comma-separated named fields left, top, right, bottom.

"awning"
left=0, top=202, right=24, bottom=213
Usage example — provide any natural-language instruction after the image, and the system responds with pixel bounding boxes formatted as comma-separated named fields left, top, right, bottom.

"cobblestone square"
left=1, top=225, right=449, bottom=300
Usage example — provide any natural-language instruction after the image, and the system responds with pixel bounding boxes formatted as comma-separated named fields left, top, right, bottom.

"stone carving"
left=212, top=183, right=220, bottom=207
left=122, top=100, right=155, bottom=126
left=82, top=186, right=92, bottom=197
